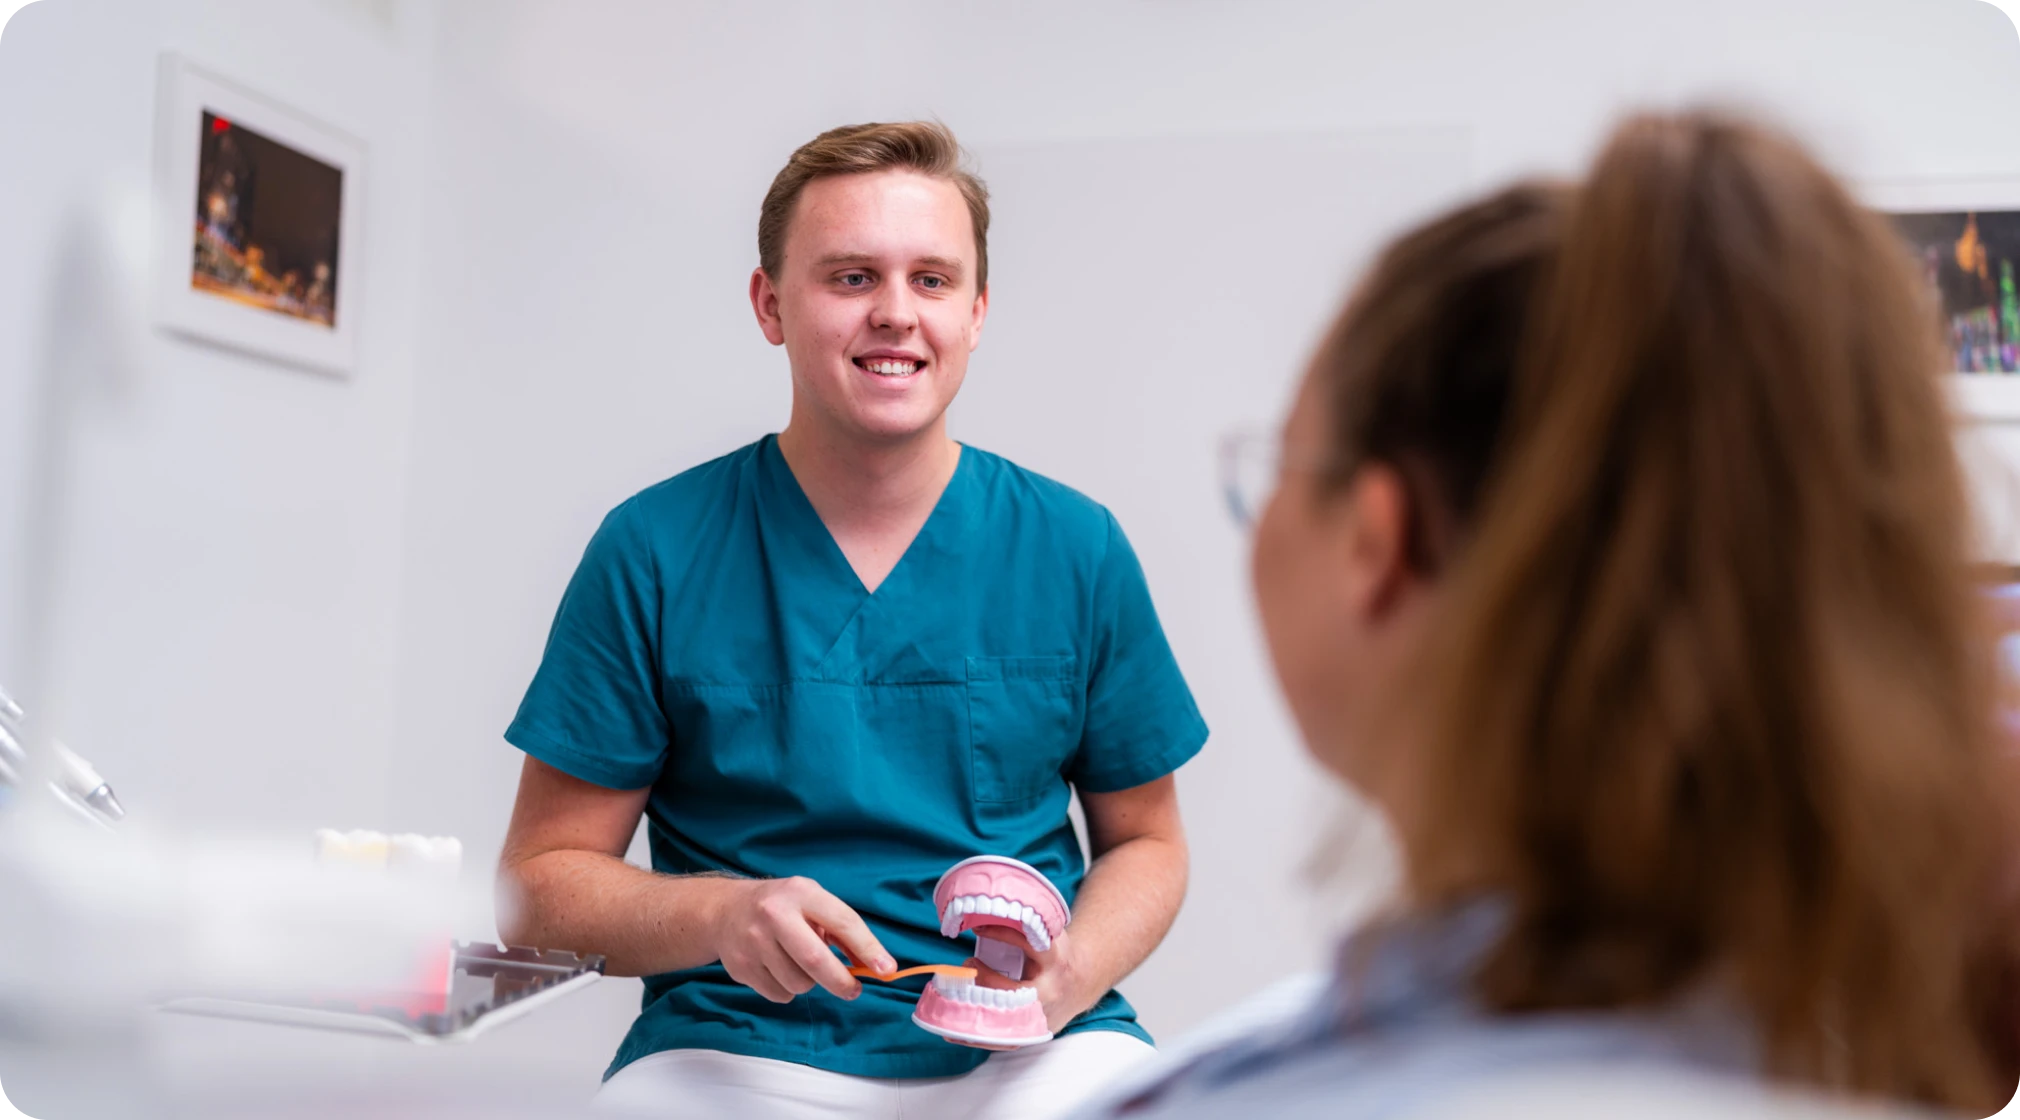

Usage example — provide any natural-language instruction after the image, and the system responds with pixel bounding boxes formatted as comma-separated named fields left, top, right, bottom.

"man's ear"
left=968, top=281, right=990, bottom=351
left=750, top=267, right=786, bottom=346
left=1343, top=465, right=1416, bottom=620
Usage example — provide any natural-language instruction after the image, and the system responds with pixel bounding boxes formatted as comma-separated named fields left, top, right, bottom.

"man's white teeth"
left=931, top=974, right=1039, bottom=1009
left=937, top=894, right=1054, bottom=950
left=865, top=360, right=919, bottom=376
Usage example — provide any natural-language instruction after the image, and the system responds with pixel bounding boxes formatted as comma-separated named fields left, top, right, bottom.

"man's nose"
left=869, top=282, right=918, bottom=332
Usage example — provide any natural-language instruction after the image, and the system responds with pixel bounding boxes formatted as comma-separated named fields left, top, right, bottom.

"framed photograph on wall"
left=1864, top=178, right=2020, bottom=422
left=152, top=54, right=363, bottom=376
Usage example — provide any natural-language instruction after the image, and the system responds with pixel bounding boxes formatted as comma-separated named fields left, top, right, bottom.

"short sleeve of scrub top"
left=505, top=498, right=670, bottom=791
left=505, top=437, right=1209, bottom=1081
left=1069, top=512, right=1207, bottom=794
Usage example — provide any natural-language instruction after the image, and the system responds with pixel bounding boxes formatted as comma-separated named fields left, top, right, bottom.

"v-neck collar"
left=757, top=433, right=974, bottom=602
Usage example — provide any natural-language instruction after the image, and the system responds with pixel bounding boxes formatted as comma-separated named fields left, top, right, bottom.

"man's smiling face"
left=754, top=169, right=989, bottom=445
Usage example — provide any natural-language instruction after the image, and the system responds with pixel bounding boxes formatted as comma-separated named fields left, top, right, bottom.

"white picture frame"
left=1862, top=177, right=2020, bottom=423
left=152, top=54, right=363, bottom=377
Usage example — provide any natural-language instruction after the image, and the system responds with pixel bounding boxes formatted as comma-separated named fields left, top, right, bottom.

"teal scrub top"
left=505, top=435, right=1209, bottom=1080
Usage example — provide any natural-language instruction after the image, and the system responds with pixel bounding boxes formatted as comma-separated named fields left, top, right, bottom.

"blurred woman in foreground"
left=1098, top=112, right=2020, bottom=1117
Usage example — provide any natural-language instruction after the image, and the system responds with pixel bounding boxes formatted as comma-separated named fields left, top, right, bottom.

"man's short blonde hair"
left=758, top=121, right=992, bottom=289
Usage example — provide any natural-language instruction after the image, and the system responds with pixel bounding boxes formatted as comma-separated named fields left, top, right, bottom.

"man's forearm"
left=499, top=849, right=739, bottom=977
left=1058, top=833, right=1188, bottom=1006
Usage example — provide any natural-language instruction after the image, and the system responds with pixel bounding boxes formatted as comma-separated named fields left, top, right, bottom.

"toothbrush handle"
left=848, top=964, right=977, bottom=982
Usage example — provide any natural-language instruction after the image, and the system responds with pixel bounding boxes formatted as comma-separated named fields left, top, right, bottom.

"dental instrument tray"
left=158, top=942, right=605, bottom=1044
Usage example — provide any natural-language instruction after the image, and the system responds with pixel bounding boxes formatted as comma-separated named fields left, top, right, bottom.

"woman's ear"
left=1340, top=464, right=1417, bottom=620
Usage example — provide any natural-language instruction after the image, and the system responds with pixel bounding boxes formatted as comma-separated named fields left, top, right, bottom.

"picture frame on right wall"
left=1864, top=178, right=2020, bottom=422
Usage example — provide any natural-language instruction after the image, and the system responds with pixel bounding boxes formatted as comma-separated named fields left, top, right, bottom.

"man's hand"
left=707, top=876, right=896, bottom=1004
left=963, top=925, right=1099, bottom=1041
left=500, top=760, right=898, bottom=995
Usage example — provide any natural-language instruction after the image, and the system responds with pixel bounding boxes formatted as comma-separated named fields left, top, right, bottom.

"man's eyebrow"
left=814, top=252, right=966, bottom=275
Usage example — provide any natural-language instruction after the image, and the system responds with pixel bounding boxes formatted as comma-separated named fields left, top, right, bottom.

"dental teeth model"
left=312, top=828, right=465, bottom=1016
left=315, top=829, right=463, bottom=877
left=911, top=855, right=1071, bottom=1049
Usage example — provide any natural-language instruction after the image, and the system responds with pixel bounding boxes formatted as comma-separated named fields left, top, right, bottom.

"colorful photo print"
left=1889, top=210, right=2020, bottom=374
left=192, top=110, right=342, bottom=328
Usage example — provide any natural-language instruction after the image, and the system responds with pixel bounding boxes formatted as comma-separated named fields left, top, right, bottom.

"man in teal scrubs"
left=498, top=121, right=1207, bottom=1117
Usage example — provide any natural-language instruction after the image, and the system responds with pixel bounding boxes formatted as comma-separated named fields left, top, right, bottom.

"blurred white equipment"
left=50, top=741, right=124, bottom=825
left=0, top=697, right=23, bottom=790
left=161, top=941, right=605, bottom=1044
left=0, top=681, right=125, bottom=827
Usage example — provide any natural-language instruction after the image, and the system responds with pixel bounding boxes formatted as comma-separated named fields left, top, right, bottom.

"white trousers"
left=591, top=1030, right=1156, bottom=1120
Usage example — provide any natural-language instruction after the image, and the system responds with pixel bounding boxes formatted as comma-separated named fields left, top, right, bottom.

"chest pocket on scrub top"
left=966, top=655, right=1083, bottom=805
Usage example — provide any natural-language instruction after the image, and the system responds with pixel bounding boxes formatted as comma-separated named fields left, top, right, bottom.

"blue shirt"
left=506, top=436, right=1209, bottom=1080
left=1079, top=901, right=1757, bottom=1119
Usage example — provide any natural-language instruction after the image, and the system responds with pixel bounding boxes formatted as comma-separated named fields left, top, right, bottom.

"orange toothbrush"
left=849, top=964, right=978, bottom=983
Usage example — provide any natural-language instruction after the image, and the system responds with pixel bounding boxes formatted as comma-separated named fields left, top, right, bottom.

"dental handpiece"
left=0, top=725, right=19, bottom=788
left=0, top=687, right=22, bottom=786
left=0, top=684, right=126, bottom=821
left=53, top=743, right=124, bottom=822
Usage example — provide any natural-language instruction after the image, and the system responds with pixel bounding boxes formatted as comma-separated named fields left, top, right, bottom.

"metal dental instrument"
left=0, top=717, right=22, bottom=757
left=0, top=723, right=23, bottom=783
left=0, top=686, right=22, bottom=791
left=53, top=743, right=125, bottom=823
left=0, top=682, right=126, bottom=823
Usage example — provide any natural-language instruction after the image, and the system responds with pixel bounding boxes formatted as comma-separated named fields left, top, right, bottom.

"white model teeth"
left=315, top=828, right=463, bottom=877
left=1021, top=910, right=1052, bottom=952
left=389, top=833, right=464, bottom=875
left=865, top=360, right=918, bottom=376
left=931, top=974, right=1039, bottom=1009
left=938, top=895, right=1054, bottom=949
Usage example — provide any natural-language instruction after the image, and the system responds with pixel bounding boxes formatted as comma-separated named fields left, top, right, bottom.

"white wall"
left=396, top=0, right=2020, bottom=1053
left=0, top=0, right=434, bottom=835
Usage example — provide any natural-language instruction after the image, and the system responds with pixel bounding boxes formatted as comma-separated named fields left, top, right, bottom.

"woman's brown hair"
left=1317, top=111, right=2020, bottom=1111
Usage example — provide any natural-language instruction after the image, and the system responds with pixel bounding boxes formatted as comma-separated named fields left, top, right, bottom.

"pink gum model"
left=932, top=855, right=1070, bottom=950
left=913, top=856, right=1071, bottom=1048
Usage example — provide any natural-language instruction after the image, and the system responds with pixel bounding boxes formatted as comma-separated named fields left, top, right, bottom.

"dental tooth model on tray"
left=314, top=828, right=467, bottom=1019
left=162, top=826, right=604, bottom=1043
left=853, top=855, right=1071, bottom=1049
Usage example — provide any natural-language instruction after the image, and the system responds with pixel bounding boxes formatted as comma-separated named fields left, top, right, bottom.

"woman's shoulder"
left=1420, top=1066, right=1945, bottom=1120
left=1092, top=1011, right=1789, bottom=1120
left=1084, top=906, right=1767, bottom=1120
